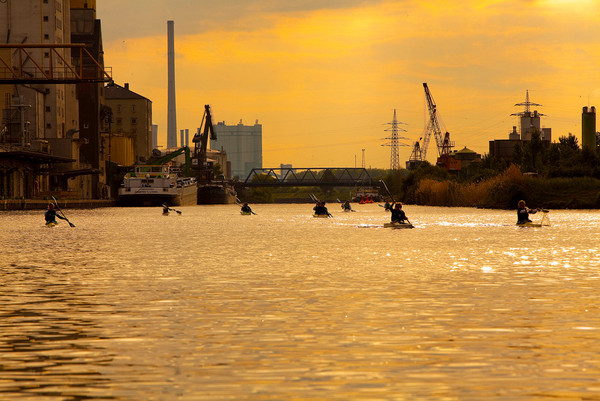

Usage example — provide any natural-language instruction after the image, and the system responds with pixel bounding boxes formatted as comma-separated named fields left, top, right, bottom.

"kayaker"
left=162, top=203, right=170, bottom=215
left=389, top=202, right=408, bottom=224
left=241, top=202, right=252, bottom=214
left=45, top=203, right=65, bottom=225
left=517, top=200, right=539, bottom=224
left=384, top=201, right=391, bottom=210
left=341, top=200, right=352, bottom=211
left=313, top=201, right=329, bottom=216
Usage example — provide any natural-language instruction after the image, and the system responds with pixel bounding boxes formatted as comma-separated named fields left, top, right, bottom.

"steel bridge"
left=239, top=167, right=373, bottom=187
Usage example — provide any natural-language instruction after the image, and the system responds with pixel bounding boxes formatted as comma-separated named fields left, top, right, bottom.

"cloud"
left=100, top=0, right=600, bottom=167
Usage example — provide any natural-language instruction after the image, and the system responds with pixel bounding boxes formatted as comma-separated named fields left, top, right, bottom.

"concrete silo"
left=582, top=106, right=596, bottom=154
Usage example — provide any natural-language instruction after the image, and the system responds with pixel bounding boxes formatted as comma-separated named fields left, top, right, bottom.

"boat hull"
left=196, top=184, right=237, bottom=204
left=117, top=185, right=197, bottom=207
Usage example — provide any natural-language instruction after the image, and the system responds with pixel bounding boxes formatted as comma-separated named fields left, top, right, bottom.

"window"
left=46, top=123, right=52, bottom=128
left=131, top=105, right=136, bottom=112
left=45, top=106, right=51, bottom=112
left=44, top=34, right=49, bottom=40
left=43, top=16, right=49, bottom=22
left=117, top=105, right=121, bottom=113
left=116, top=118, right=122, bottom=125
left=131, top=117, right=137, bottom=125
left=44, top=52, right=50, bottom=58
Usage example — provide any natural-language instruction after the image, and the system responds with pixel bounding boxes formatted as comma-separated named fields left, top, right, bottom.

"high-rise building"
left=211, top=120, right=262, bottom=179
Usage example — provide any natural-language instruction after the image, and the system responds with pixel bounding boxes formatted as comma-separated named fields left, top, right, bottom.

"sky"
left=96, top=0, right=600, bottom=169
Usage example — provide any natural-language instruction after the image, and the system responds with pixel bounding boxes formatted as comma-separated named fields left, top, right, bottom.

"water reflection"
left=1, top=205, right=599, bottom=399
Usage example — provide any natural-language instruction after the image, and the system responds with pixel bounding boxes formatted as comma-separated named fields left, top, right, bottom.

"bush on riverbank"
left=409, top=165, right=600, bottom=209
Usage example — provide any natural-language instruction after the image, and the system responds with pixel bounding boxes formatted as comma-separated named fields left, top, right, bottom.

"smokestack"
left=167, top=20, right=177, bottom=149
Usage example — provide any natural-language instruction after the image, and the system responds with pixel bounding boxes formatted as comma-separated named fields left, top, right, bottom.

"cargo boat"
left=117, top=165, right=197, bottom=206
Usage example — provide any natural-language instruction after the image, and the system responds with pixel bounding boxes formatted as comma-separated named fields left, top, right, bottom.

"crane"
left=422, top=82, right=453, bottom=159
left=192, top=104, right=217, bottom=183
left=408, top=83, right=454, bottom=167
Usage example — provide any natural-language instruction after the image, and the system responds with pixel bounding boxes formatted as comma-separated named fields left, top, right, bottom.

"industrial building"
left=489, top=91, right=552, bottom=162
left=582, top=106, right=596, bottom=154
left=211, top=120, right=262, bottom=179
left=104, top=82, right=153, bottom=166
left=0, top=0, right=110, bottom=200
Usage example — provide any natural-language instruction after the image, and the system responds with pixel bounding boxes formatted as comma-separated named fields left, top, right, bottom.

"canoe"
left=383, top=222, right=414, bottom=229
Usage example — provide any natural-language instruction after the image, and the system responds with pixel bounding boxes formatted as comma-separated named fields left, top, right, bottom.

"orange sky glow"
left=97, top=0, right=600, bottom=169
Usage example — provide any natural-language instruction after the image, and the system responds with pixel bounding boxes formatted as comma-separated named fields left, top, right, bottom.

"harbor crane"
left=192, top=104, right=217, bottom=183
left=407, top=83, right=454, bottom=168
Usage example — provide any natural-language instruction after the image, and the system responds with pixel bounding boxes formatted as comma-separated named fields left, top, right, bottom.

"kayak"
left=240, top=211, right=252, bottom=215
left=163, top=212, right=169, bottom=216
left=313, top=214, right=330, bottom=218
left=383, top=222, right=414, bottom=229
left=46, top=221, right=58, bottom=228
left=516, top=222, right=542, bottom=227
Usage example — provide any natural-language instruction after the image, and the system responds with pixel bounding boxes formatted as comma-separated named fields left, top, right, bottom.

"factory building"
left=0, top=0, right=106, bottom=199
left=489, top=92, right=551, bottom=163
left=104, top=83, right=153, bottom=165
left=211, top=120, right=262, bottom=180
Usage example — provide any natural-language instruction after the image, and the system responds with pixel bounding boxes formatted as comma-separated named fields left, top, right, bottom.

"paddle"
left=51, top=196, right=75, bottom=227
left=379, top=180, right=411, bottom=226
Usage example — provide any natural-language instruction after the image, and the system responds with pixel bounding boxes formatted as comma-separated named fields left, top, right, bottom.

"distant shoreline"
left=0, top=199, right=115, bottom=211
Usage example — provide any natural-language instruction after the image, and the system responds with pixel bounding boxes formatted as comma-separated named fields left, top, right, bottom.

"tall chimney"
left=167, top=20, right=177, bottom=149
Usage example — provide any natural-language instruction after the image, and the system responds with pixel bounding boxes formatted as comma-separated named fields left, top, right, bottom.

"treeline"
left=383, top=132, right=600, bottom=209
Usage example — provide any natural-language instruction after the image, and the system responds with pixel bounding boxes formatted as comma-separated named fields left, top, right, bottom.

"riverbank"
left=0, top=199, right=116, bottom=210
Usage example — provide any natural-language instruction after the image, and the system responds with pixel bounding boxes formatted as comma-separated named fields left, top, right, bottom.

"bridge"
left=238, top=167, right=373, bottom=187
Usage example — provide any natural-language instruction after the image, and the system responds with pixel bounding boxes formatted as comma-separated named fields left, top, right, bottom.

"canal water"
left=1, top=204, right=599, bottom=400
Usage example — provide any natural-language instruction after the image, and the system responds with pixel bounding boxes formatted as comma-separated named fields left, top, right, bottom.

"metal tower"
left=382, top=109, right=409, bottom=170
left=511, top=90, right=542, bottom=117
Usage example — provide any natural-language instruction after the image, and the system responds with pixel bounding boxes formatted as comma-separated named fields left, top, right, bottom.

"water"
left=1, top=204, right=599, bottom=400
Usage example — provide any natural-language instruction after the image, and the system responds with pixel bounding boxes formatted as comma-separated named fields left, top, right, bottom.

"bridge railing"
left=241, top=167, right=373, bottom=187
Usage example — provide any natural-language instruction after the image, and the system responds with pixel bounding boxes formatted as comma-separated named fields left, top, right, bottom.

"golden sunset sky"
left=97, top=0, right=600, bottom=169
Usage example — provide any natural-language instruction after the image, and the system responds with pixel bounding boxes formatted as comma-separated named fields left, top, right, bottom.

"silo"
left=582, top=106, right=596, bottom=154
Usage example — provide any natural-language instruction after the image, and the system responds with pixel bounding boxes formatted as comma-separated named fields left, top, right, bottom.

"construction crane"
left=407, top=83, right=453, bottom=167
